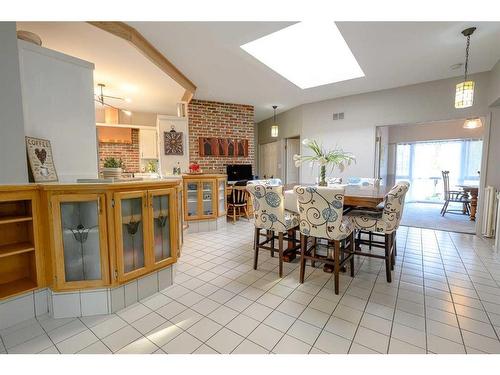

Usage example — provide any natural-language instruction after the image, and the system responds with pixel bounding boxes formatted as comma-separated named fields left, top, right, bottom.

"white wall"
left=19, top=40, right=98, bottom=182
left=259, top=72, right=492, bottom=185
left=489, top=60, right=500, bottom=107
left=157, top=115, right=189, bottom=175
left=0, top=23, right=28, bottom=183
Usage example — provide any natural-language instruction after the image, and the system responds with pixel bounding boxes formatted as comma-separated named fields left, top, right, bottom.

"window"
left=395, top=139, right=482, bottom=202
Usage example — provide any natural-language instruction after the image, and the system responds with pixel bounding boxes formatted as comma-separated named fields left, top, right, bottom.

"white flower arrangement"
left=293, top=138, right=356, bottom=172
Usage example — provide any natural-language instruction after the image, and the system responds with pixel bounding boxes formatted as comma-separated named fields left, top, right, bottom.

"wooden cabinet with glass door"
left=217, top=177, right=227, bottom=217
left=148, top=188, right=177, bottom=270
left=182, top=174, right=227, bottom=221
left=114, top=191, right=149, bottom=283
left=49, top=193, right=109, bottom=290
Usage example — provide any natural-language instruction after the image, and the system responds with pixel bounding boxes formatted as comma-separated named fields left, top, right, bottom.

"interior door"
left=51, top=193, right=109, bottom=290
left=148, top=188, right=177, bottom=270
left=114, top=191, right=149, bottom=282
left=286, top=138, right=300, bottom=185
left=259, top=142, right=279, bottom=179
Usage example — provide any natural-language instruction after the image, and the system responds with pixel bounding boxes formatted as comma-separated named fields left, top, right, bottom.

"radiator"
left=482, top=186, right=497, bottom=237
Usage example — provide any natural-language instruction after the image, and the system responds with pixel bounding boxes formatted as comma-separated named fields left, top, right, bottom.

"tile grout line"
left=386, top=228, right=409, bottom=353
left=431, top=230, right=467, bottom=352
left=447, top=232, right=500, bottom=344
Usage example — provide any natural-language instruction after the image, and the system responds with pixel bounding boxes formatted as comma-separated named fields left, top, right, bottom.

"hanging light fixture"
left=455, top=27, right=476, bottom=109
left=95, top=83, right=133, bottom=116
left=463, top=118, right=482, bottom=129
left=271, top=105, right=279, bottom=138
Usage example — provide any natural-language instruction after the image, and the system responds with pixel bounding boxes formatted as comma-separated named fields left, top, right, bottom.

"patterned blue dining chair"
left=293, top=186, right=355, bottom=295
left=247, top=181, right=299, bottom=277
left=346, top=182, right=410, bottom=283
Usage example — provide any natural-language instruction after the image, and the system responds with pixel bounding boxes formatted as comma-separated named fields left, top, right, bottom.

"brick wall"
left=188, top=99, right=255, bottom=173
left=98, top=128, right=140, bottom=173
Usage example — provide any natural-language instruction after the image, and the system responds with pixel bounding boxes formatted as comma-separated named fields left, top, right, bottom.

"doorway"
left=285, top=137, right=300, bottom=185
left=377, top=118, right=486, bottom=234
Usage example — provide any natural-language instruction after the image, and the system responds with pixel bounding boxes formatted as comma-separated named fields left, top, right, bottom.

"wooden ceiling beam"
left=88, top=21, right=196, bottom=98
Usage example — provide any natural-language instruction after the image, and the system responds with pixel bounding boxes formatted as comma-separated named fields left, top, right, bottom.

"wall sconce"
left=463, top=118, right=482, bottom=129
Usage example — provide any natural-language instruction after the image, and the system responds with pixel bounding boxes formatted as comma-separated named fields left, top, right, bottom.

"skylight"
left=241, top=22, right=365, bottom=89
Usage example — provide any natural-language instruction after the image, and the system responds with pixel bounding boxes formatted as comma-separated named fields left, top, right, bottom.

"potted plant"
left=294, top=139, right=355, bottom=186
left=102, top=157, right=124, bottom=179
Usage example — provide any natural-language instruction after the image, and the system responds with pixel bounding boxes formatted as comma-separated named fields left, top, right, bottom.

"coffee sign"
left=25, top=136, right=58, bottom=182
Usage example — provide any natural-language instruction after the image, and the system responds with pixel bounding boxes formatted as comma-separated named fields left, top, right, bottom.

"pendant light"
left=271, top=105, right=279, bottom=138
left=455, top=27, right=476, bottom=109
left=463, top=118, right=482, bottom=129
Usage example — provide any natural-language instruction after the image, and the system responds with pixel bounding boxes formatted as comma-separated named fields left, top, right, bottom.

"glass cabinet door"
left=149, top=188, right=177, bottom=268
left=115, top=191, right=148, bottom=281
left=185, top=181, right=199, bottom=219
left=52, top=194, right=108, bottom=289
left=201, top=180, right=215, bottom=217
left=217, top=178, right=226, bottom=216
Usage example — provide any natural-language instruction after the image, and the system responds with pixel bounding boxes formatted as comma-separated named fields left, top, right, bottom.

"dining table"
left=283, top=183, right=389, bottom=213
left=281, top=184, right=390, bottom=266
left=457, top=184, right=479, bottom=221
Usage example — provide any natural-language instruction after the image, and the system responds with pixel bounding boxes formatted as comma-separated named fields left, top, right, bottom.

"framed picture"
left=164, top=130, right=184, bottom=155
left=198, top=137, right=249, bottom=157
left=25, top=136, right=58, bottom=182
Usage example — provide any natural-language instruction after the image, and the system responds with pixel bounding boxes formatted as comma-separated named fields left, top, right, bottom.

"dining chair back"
left=246, top=181, right=299, bottom=277
left=293, top=185, right=355, bottom=294
left=440, top=171, right=470, bottom=216
left=294, top=186, right=352, bottom=241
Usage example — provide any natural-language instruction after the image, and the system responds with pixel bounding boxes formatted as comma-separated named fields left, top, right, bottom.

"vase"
left=318, top=165, right=327, bottom=186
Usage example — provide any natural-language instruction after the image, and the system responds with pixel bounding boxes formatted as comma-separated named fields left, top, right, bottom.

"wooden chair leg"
left=349, top=232, right=355, bottom=277
left=369, top=232, right=373, bottom=250
left=299, top=234, right=306, bottom=283
left=269, top=230, right=275, bottom=257
left=232, top=206, right=236, bottom=223
left=311, top=237, right=317, bottom=268
left=394, top=236, right=398, bottom=257
left=390, top=233, right=396, bottom=270
left=278, top=232, right=284, bottom=278
left=385, top=233, right=392, bottom=283
left=334, top=240, right=340, bottom=295
left=253, top=227, right=259, bottom=270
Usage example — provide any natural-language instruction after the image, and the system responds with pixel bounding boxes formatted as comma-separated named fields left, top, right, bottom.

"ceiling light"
left=125, top=98, right=132, bottom=103
left=463, top=118, right=482, bottom=129
left=122, top=110, right=132, bottom=116
left=271, top=105, right=279, bottom=138
left=241, top=22, right=364, bottom=89
left=455, top=27, right=476, bottom=109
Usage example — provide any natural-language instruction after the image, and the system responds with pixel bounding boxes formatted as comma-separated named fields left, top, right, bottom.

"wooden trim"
left=87, top=22, right=196, bottom=97
left=181, top=90, right=193, bottom=103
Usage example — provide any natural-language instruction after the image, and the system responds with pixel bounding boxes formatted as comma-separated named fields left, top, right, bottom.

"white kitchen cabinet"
left=139, top=128, right=158, bottom=159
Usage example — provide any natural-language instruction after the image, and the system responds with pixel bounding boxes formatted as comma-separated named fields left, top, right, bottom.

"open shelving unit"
left=0, top=197, right=38, bottom=299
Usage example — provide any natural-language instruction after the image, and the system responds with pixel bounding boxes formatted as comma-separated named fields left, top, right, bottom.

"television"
left=226, top=164, right=253, bottom=182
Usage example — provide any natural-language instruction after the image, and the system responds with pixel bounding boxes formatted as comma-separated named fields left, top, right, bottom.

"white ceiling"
left=16, top=22, right=185, bottom=116
left=130, top=21, right=500, bottom=122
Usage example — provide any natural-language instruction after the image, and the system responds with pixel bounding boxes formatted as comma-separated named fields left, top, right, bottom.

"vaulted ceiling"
left=17, top=22, right=500, bottom=122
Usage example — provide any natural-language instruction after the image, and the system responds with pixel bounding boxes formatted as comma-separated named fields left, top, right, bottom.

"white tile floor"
left=1, top=220, right=500, bottom=354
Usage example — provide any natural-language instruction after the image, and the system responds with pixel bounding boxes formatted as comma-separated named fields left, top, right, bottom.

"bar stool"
left=346, top=182, right=410, bottom=283
left=294, top=186, right=355, bottom=295
left=227, top=180, right=249, bottom=224
left=247, top=181, right=299, bottom=278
